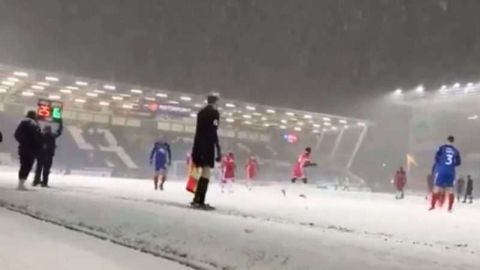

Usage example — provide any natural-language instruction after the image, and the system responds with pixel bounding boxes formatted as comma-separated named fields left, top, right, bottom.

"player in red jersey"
left=245, top=155, right=258, bottom=190
left=291, top=147, right=316, bottom=184
left=221, top=152, right=236, bottom=193
left=393, top=166, right=407, bottom=199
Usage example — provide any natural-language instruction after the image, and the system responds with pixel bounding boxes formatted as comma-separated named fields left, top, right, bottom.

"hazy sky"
left=1, top=0, right=478, bottom=116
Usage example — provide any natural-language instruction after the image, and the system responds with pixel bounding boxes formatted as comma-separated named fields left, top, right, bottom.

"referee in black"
left=191, top=94, right=222, bottom=209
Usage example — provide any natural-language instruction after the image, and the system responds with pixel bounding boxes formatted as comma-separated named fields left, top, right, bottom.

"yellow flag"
left=406, top=154, right=418, bottom=172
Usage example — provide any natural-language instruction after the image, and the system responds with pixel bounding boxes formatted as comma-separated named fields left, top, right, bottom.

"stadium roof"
left=0, top=64, right=371, bottom=132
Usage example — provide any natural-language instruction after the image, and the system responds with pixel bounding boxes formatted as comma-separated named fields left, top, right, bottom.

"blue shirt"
left=433, top=144, right=461, bottom=175
left=150, top=143, right=171, bottom=169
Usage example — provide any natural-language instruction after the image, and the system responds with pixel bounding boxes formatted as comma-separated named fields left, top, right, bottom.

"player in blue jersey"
left=429, top=136, right=461, bottom=211
left=150, top=140, right=172, bottom=190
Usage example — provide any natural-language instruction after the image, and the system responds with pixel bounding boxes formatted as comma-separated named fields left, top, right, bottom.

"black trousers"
left=34, top=154, right=54, bottom=185
left=19, top=152, right=36, bottom=180
left=463, top=191, right=473, bottom=203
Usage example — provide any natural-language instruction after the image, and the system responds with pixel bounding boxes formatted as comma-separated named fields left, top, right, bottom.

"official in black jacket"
left=191, top=94, right=222, bottom=209
left=33, top=119, right=63, bottom=187
left=14, top=110, right=41, bottom=190
left=463, top=175, right=474, bottom=204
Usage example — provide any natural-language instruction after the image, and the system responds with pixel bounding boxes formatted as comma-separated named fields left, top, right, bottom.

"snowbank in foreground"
left=0, top=172, right=479, bottom=270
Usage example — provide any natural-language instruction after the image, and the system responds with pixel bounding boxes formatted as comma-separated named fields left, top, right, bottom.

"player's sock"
left=195, top=177, right=209, bottom=205
left=429, top=193, right=438, bottom=210
left=154, top=176, right=159, bottom=190
left=160, top=177, right=166, bottom=190
left=437, top=192, right=445, bottom=207
left=448, top=193, right=455, bottom=211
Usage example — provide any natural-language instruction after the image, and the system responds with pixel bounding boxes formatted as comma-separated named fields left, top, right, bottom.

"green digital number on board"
left=52, top=107, right=62, bottom=119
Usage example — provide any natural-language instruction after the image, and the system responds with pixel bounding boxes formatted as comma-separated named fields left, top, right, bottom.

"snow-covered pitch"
left=0, top=169, right=479, bottom=270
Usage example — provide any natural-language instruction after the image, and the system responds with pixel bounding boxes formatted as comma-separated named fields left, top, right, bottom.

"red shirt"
left=222, top=156, right=236, bottom=179
left=246, top=158, right=258, bottom=179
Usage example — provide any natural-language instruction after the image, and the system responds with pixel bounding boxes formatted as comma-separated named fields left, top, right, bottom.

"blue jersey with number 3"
left=434, top=144, right=461, bottom=175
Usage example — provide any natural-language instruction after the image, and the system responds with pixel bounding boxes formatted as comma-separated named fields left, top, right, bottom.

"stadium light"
left=60, top=89, right=72, bottom=94
left=6, top=77, right=19, bottom=82
left=331, top=126, right=338, bottom=131
left=180, top=96, right=192, bottom=101
left=120, top=93, right=131, bottom=97
left=266, top=109, right=276, bottom=114
left=297, top=121, right=304, bottom=126
left=122, top=104, right=133, bottom=109
left=0, top=88, right=7, bottom=93
left=99, top=101, right=110, bottom=106
left=279, top=125, right=287, bottom=129
left=130, top=89, right=143, bottom=94
left=416, top=85, right=424, bottom=94
left=104, top=84, right=116, bottom=90
left=94, top=89, right=105, bottom=94
left=467, top=115, right=478, bottom=120
left=144, top=97, right=155, bottom=101
left=313, top=124, right=321, bottom=128
left=48, top=95, right=61, bottom=100
left=225, top=103, right=236, bottom=108
left=343, top=125, right=349, bottom=129
left=322, top=128, right=328, bottom=132
left=243, top=121, right=252, bottom=125
left=263, top=123, right=270, bottom=127
left=324, top=122, right=332, bottom=126
left=75, top=81, right=88, bottom=86
left=21, top=91, right=34, bottom=97
left=74, top=98, right=86, bottom=103
left=45, top=76, right=59, bottom=82
left=294, top=127, right=302, bottom=131
left=467, top=82, right=474, bottom=87
left=454, top=83, right=461, bottom=88
left=303, top=114, right=312, bottom=119
left=253, top=112, right=262, bottom=116
left=189, top=113, right=196, bottom=118
left=194, top=103, right=202, bottom=108
left=32, top=85, right=45, bottom=90
left=261, top=116, right=268, bottom=121
left=156, top=93, right=168, bottom=98
left=339, top=119, right=347, bottom=124
left=37, top=82, right=50, bottom=86
left=13, top=71, right=28, bottom=77
left=439, top=85, right=448, bottom=93
left=86, top=92, right=98, bottom=97
left=168, top=100, right=179, bottom=105
left=313, top=129, right=320, bottom=133
left=357, top=122, right=366, bottom=126
left=323, top=117, right=331, bottom=122
left=112, top=96, right=123, bottom=100
left=246, top=105, right=256, bottom=111
left=226, top=118, right=235, bottom=123
left=285, top=112, right=295, bottom=116
left=66, top=86, right=79, bottom=90
left=1, top=80, right=15, bottom=86
left=393, top=89, right=402, bottom=96
left=281, top=119, right=288, bottom=124
left=242, top=114, right=252, bottom=119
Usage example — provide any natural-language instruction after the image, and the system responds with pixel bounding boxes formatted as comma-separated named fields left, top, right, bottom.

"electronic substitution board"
left=36, top=99, right=63, bottom=122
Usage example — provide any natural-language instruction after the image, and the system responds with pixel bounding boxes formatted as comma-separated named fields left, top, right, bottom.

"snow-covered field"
left=0, top=208, right=190, bottom=270
left=0, top=170, right=479, bottom=270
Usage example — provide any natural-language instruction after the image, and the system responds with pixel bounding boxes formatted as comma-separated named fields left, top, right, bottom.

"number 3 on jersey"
left=445, top=153, right=453, bottom=165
